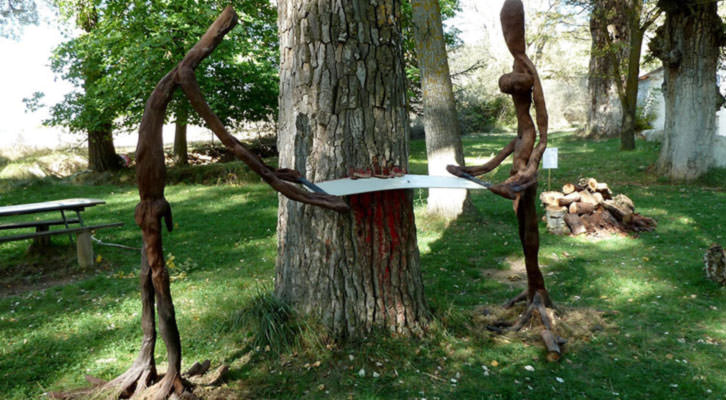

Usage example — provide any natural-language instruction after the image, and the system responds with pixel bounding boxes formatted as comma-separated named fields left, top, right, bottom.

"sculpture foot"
left=487, top=291, right=566, bottom=362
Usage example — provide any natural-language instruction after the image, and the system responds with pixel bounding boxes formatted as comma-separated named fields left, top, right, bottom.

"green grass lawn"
left=1, top=132, right=725, bottom=399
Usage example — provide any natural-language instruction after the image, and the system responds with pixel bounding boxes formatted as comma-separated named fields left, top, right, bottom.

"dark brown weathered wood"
left=449, top=0, right=551, bottom=300
left=90, top=7, right=347, bottom=400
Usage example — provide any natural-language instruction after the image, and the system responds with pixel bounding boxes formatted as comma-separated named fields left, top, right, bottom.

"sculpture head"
left=500, top=0, right=526, bottom=57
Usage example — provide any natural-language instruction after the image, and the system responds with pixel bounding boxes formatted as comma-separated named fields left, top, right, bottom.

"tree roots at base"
left=48, top=360, right=227, bottom=400
left=487, top=291, right=567, bottom=362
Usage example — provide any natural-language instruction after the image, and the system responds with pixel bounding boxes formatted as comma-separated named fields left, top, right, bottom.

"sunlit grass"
left=1, top=132, right=725, bottom=398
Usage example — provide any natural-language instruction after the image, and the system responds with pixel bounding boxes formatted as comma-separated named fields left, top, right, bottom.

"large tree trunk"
left=585, top=0, right=629, bottom=139
left=276, top=0, right=429, bottom=338
left=411, top=0, right=470, bottom=219
left=651, top=0, right=725, bottom=180
left=88, top=125, right=120, bottom=172
left=173, top=111, right=189, bottom=166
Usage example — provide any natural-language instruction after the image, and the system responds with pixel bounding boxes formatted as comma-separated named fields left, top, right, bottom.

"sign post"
left=542, top=147, right=558, bottom=191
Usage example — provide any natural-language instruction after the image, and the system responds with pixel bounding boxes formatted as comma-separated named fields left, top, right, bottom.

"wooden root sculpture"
left=52, top=7, right=347, bottom=400
left=447, top=0, right=563, bottom=360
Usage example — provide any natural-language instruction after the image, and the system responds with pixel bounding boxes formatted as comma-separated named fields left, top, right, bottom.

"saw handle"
left=460, top=172, right=492, bottom=189
left=298, top=177, right=328, bottom=194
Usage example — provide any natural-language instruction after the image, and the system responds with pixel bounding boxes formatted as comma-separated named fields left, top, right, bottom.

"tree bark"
left=173, top=109, right=189, bottom=166
left=651, top=0, right=725, bottom=180
left=88, top=125, right=121, bottom=172
left=411, top=0, right=470, bottom=219
left=619, top=3, right=646, bottom=151
left=585, top=0, right=629, bottom=139
left=276, top=0, right=429, bottom=338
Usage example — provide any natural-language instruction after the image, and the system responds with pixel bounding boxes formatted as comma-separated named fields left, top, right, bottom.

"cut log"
left=595, top=182, right=612, bottom=199
left=592, top=192, right=605, bottom=205
left=557, top=192, right=581, bottom=207
left=562, top=183, right=576, bottom=195
left=569, top=202, right=594, bottom=215
left=578, top=190, right=599, bottom=206
left=602, top=200, right=633, bottom=224
left=631, top=214, right=657, bottom=232
left=540, top=191, right=564, bottom=208
left=586, top=177, right=599, bottom=192
left=564, top=213, right=586, bottom=235
left=612, top=194, right=635, bottom=213
left=545, top=206, right=569, bottom=235
left=541, top=329, right=562, bottom=362
left=704, top=244, right=726, bottom=285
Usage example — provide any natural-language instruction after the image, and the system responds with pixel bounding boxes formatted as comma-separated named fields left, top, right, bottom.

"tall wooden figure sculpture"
left=59, top=7, right=348, bottom=400
left=448, top=0, right=563, bottom=360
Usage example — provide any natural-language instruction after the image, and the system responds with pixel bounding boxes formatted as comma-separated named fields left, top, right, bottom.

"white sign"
left=542, top=147, right=558, bottom=169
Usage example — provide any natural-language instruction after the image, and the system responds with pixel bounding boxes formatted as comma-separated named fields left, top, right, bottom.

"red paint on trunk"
left=350, top=190, right=410, bottom=287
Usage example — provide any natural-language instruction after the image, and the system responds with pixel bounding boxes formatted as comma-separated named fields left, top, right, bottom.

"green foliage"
left=41, top=0, right=278, bottom=134
left=456, top=94, right=515, bottom=134
left=231, top=289, right=301, bottom=355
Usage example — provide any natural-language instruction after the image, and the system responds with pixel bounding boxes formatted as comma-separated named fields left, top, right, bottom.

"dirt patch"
left=0, top=245, right=113, bottom=297
left=472, top=302, right=617, bottom=356
left=480, top=255, right=549, bottom=288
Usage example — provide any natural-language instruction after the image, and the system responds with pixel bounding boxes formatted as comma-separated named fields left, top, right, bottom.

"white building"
left=638, top=67, right=726, bottom=167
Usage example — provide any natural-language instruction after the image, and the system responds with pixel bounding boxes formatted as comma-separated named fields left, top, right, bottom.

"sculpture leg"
left=103, top=247, right=158, bottom=397
left=139, top=222, right=185, bottom=399
left=516, top=183, right=552, bottom=307
left=149, top=259, right=184, bottom=398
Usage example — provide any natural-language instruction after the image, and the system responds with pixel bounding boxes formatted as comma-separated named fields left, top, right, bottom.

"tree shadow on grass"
left=415, top=178, right=726, bottom=398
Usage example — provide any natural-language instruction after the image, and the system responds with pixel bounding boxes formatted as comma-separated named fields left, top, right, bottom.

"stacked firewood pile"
left=540, top=178, right=656, bottom=236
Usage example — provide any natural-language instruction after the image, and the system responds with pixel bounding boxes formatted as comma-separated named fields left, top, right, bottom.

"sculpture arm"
left=176, top=67, right=349, bottom=212
left=446, top=138, right=516, bottom=177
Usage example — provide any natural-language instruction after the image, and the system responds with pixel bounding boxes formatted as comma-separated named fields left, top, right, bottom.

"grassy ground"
left=1, top=132, right=725, bottom=399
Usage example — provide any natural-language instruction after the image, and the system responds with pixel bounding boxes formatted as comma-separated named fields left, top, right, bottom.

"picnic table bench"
left=0, top=198, right=124, bottom=267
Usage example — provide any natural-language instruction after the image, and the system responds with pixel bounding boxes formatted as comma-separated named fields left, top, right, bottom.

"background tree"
left=41, top=0, right=278, bottom=168
left=411, top=0, right=470, bottom=219
left=582, top=0, right=629, bottom=139
left=1, top=0, right=39, bottom=38
left=276, top=0, right=429, bottom=338
left=401, top=0, right=460, bottom=113
left=48, top=0, right=121, bottom=172
left=650, top=0, right=726, bottom=180
left=570, top=0, right=661, bottom=149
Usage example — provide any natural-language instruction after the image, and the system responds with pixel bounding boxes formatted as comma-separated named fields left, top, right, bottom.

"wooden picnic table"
left=0, top=198, right=124, bottom=267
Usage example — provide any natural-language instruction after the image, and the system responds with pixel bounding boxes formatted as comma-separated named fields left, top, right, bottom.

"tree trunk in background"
left=412, top=0, right=470, bottom=219
left=651, top=0, right=725, bottom=180
left=276, top=0, right=429, bottom=338
left=173, top=112, right=189, bottom=166
left=585, top=0, right=629, bottom=139
left=619, top=21, right=644, bottom=151
left=88, top=125, right=120, bottom=172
